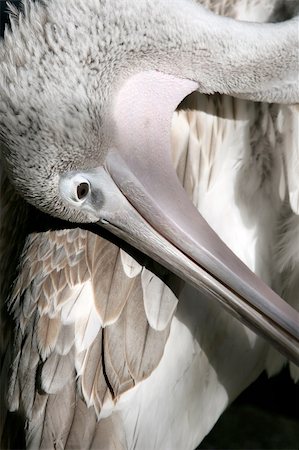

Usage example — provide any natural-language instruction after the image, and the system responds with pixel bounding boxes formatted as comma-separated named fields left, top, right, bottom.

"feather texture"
left=141, top=268, right=178, bottom=331
left=276, top=104, right=299, bottom=214
left=1, top=1, right=299, bottom=448
left=6, top=226, right=175, bottom=446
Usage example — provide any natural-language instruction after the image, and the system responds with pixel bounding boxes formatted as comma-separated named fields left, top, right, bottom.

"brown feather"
left=124, top=276, right=171, bottom=382
left=104, top=315, right=135, bottom=398
left=90, top=414, right=126, bottom=450
left=87, top=237, right=129, bottom=326
left=7, top=349, right=21, bottom=412
left=37, top=314, right=61, bottom=360
left=41, top=351, right=74, bottom=394
left=56, top=324, right=75, bottom=356
left=6, top=224, right=177, bottom=444
left=81, top=333, right=104, bottom=408
left=18, top=320, right=40, bottom=419
left=64, top=397, right=97, bottom=450
left=30, top=380, right=76, bottom=450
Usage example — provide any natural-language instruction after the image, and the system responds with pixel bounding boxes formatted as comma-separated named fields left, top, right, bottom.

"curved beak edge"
left=93, top=154, right=299, bottom=366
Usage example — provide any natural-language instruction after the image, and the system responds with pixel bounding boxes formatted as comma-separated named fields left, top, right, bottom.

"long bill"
left=97, top=149, right=299, bottom=366
left=96, top=71, right=299, bottom=365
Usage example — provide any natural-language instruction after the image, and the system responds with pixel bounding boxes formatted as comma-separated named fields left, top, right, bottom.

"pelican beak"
left=93, top=72, right=299, bottom=365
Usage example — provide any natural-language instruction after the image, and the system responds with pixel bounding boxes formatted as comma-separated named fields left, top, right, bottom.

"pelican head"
left=1, top=0, right=299, bottom=363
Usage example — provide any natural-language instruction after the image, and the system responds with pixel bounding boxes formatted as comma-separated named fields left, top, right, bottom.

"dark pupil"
left=77, top=182, right=89, bottom=200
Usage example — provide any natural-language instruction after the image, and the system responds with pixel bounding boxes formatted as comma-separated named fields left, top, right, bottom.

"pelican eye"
left=76, top=182, right=90, bottom=200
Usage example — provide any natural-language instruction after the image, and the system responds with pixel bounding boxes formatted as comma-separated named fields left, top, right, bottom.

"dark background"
left=1, top=1, right=298, bottom=449
left=198, top=368, right=299, bottom=449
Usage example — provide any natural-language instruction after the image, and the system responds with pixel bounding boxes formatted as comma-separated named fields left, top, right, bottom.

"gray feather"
left=64, top=397, right=97, bottom=450
left=29, top=380, right=76, bottom=450
left=87, top=236, right=129, bottom=326
left=41, top=351, right=74, bottom=394
left=90, top=414, right=126, bottom=450
left=37, top=315, right=61, bottom=360
left=55, top=324, right=75, bottom=356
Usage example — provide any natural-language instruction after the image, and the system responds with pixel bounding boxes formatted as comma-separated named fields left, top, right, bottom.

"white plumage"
left=0, top=0, right=298, bottom=449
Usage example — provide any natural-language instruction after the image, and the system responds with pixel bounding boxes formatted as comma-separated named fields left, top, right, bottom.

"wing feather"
left=104, top=309, right=136, bottom=398
left=90, top=414, right=126, bottom=450
left=41, top=351, right=74, bottom=394
left=6, top=224, right=177, bottom=446
left=33, top=380, right=76, bottom=450
left=81, top=333, right=104, bottom=408
left=87, top=236, right=132, bottom=326
left=7, top=348, right=21, bottom=412
left=124, top=275, right=171, bottom=382
left=18, top=318, right=40, bottom=419
left=37, top=315, right=61, bottom=359
left=277, top=104, right=299, bottom=214
left=141, top=268, right=178, bottom=331
left=64, top=397, right=97, bottom=450
left=56, top=324, right=75, bottom=356
left=120, top=249, right=142, bottom=278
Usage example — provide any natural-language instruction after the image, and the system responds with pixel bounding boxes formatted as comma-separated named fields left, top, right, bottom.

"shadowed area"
left=199, top=368, right=299, bottom=449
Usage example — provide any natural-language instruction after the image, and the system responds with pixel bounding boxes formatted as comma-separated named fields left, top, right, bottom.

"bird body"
left=0, top=0, right=299, bottom=449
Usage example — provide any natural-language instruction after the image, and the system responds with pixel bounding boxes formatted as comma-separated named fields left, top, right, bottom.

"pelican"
left=0, top=0, right=298, bottom=448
